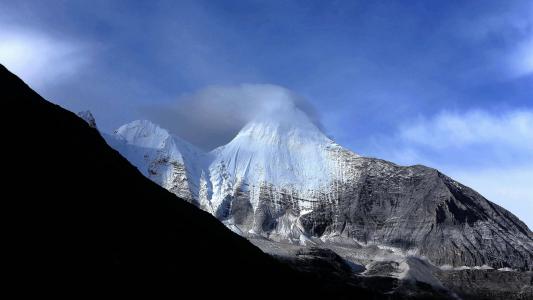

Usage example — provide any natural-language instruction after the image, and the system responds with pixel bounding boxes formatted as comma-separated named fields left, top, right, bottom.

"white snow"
left=108, top=120, right=211, bottom=202
left=107, top=106, right=359, bottom=219
left=440, top=265, right=496, bottom=271
left=208, top=105, right=347, bottom=210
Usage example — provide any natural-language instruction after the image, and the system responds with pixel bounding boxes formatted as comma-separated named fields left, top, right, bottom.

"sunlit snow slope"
left=108, top=106, right=357, bottom=221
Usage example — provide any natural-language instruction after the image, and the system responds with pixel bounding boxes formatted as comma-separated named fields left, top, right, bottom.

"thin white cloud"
left=506, top=4, right=533, bottom=77
left=452, top=2, right=533, bottom=79
left=510, top=37, right=533, bottom=77
left=400, top=110, right=533, bottom=150
left=0, top=27, right=88, bottom=90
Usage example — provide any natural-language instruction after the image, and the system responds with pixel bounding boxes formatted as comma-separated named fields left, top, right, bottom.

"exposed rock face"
left=106, top=106, right=533, bottom=272
left=435, top=269, right=533, bottom=299
left=298, top=154, right=533, bottom=271
left=77, top=110, right=97, bottom=128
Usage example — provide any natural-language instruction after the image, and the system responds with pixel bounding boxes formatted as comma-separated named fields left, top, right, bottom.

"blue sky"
left=1, top=0, right=532, bottom=227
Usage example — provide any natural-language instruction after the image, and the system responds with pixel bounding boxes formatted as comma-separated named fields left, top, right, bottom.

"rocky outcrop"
left=435, top=269, right=533, bottom=299
left=77, top=110, right=97, bottom=128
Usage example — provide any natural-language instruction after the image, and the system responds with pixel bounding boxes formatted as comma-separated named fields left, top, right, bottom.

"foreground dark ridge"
left=2, top=65, right=453, bottom=299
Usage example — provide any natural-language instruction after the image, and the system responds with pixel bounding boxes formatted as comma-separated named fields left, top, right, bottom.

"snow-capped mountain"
left=206, top=106, right=355, bottom=224
left=105, top=106, right=533, bottom=272
left=108, top=105, right=356, bottom=220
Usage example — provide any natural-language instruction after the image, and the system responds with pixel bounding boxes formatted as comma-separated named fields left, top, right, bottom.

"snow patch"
left=440, top=265, right=495, bottom=271
left=497, top=267, right=515, bottom=272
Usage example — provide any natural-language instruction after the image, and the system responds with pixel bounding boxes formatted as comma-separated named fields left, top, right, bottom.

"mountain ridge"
left=106, top=107, right=533, bottom=271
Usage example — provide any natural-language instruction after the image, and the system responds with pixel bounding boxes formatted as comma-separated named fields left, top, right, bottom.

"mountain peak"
left=115, top=119, right=207, bottom=158
left=233, top=105, right=332, bottom=147
left=115, top=119, right=171, bottom=148
left=206, top=107, right=349, bottom=208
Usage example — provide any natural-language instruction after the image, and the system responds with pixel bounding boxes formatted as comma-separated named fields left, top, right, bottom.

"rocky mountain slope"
left=107, top=98, right=533, bottom=273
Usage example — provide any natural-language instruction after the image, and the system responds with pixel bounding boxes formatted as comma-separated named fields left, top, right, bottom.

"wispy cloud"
left=445, top=1, right=533, bottom=79
left=508, top=3, right=533, bottom=77
left=143, top=84, right=321, bottom=150
left=510, top=37, right=533, bottom=77
left=400, top=110, right=533, bottom=150
left=0, top=27, right=89, bottom=90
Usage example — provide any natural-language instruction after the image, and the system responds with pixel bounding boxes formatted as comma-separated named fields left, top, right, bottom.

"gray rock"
left=235, top=152, right=533, bottom=271
left=77, top=110, right=97, bottom=128
left=435, top=269, right=533, bottom=299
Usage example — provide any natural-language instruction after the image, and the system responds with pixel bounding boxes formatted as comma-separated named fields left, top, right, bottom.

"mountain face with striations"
left=107, top=103, right=533, bottom=273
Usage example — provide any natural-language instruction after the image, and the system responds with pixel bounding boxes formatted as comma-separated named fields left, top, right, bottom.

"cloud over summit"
left=144, top=84, right=322, bottom=150
left=0, top=27, right=89, bottom=90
